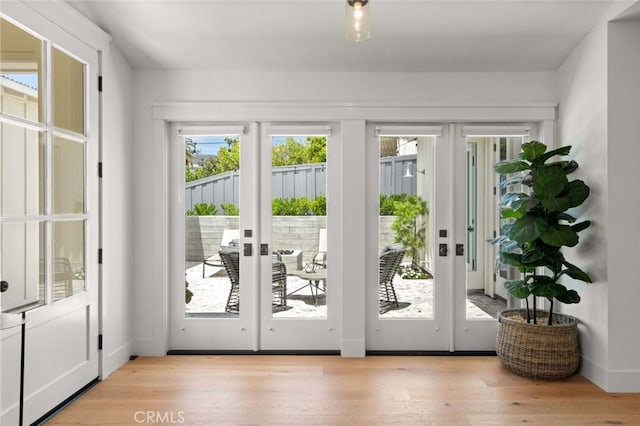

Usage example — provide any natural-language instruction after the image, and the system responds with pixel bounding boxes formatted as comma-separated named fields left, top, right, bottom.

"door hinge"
left=98, top=162, right=103, bottom=178
left=493, top=186, right=496, bottom=195
left=98, top=334, right=103, bottom=350
left=98, top=248, right=103, bottom=264
left=98, top=76, right=103, bottom=92
left=493, top=273, right=497, bottom=282
left=493, top=143, right=497, bottom=152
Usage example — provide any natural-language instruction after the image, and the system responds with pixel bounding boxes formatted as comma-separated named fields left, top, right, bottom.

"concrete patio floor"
left=185, top=263, right=502, bottom=320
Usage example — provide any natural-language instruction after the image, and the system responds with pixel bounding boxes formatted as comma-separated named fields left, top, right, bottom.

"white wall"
left=606, top=18, right=640, bottom=390
left=101, top=42, right=135, bottom=378
left=556, top=1, right=640, bottom=391
left=132, top=70, right=557, bottom=355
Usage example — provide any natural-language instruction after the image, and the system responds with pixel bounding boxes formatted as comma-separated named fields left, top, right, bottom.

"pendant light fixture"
left=345, top=0, right=371, bottom=42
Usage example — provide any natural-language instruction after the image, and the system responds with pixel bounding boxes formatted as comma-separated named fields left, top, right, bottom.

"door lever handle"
left=0, top=280, right=8, bottom=292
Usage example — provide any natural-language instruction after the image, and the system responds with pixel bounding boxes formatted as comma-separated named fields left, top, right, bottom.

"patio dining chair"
left=378, top=244, right=406, bottom=313
left=219, top=249, right=288, bottom=314
left=202, top=229, right=240, bottom=278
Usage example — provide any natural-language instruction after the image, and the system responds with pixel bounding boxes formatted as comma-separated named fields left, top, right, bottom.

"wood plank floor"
left=47, top=355, right=640, bottom=425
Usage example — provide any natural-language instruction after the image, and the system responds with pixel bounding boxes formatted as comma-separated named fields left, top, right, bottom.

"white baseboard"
left=341, top=339, right=365, bottom=357
left=102, top=340, right=134, bottom=379
left=605, top=369, right=640, bottom=392
left=580, top=355, right=640, bottom=392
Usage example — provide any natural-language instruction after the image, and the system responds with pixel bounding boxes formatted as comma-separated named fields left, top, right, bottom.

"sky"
left=2, top=73, right=38, bottom=89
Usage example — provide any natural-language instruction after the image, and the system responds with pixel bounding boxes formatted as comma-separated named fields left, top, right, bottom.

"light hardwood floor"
left=47, top=355, right=640, bottom=425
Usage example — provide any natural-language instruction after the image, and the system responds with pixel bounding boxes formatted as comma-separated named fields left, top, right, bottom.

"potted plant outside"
left=490, top=140, right=592, bottom=379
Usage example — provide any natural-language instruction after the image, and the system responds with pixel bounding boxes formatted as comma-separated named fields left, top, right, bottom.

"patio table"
left=287, top=269, right=327, bottom=307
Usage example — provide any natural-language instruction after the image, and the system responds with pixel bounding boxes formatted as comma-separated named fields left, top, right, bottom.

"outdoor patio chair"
left=219, top=249, right=288, bottom=314
left=378, top=244, right=406, bottom=313
left=53, top=257, right=75, bottom=299
left=203, top=229, right=240, bottom=278
left=312, top=228, right=327, bottom=268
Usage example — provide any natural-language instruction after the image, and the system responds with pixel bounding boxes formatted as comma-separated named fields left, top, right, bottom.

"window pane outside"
left=52, top=220, right=85, bottom=301
left=0, top=18, right=43, bottom=124
left=52, top=48, right=84, bottom=134
left=379, top=135, right=434, bottom=319
left=53, top=136, right=85, bottom=214
left=0, top=123, right=44, bottom=216
left=0, top=20, right=88, bottom=311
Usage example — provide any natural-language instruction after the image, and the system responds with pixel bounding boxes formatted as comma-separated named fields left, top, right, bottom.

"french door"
left=169, top=122, right=340, bottom=350
left=367, top=123, right=536, bottom=351
left=1, top=11, right=100, bottom=424
left=169, top=116, right=538, bottom=353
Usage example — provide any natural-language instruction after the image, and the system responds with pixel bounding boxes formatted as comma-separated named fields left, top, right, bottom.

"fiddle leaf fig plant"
left=490, top=141, right=592, bottom=325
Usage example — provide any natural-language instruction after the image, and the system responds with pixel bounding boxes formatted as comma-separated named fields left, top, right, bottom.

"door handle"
left=456, top=244, right=465, bottom=256
left=438, top=244, right=448, bottom=257
left=243, top=243, right=253, bottom=256
left=260, top=243, right=269, bottom=256
left=0, top=280, right=8, bottom=292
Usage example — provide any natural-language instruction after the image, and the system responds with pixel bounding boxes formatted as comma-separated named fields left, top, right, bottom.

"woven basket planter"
left=496, top=309, right=580, bottom=380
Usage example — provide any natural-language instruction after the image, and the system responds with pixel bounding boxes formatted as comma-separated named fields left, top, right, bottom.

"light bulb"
left=345, top=0, right=371, bottom=42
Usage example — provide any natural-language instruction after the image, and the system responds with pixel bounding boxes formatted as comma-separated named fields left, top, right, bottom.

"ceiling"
left=66, top=0, right=616, bottom=72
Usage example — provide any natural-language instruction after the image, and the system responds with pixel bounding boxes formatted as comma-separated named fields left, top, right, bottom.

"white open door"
left=1, top=9, right=100, bottom=424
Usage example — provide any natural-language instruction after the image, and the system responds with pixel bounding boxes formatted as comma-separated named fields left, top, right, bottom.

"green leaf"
left=548, top=160, right=579, bottom=174
left=499, top=252, right=524, bottom=267
left=487, top=235, right=508, bottom=245
left=562, top=260, right=593, bottom=283
left=534, top=166, right=568, bottom=199
left=500, top=193, right=527, bottom=207
left=494, top=160, right=531, bottom=174
left=531, top=282, right=568, bottom=299
left=506, top=215, right=548, bottom=244
left=557, top=213, right=577, bottom=223
left=519, top=141, right=547, bottom=162
left=499, top=175, right=525, bottom=188
left=536, top=145, right=572, bottom=164
left=540, top=196, right=571, bottom=212
left=511, top=195, right=535, bottom=213
left=501, top=209, right=523, bottom=219
left=564, top=180, right=590, bottom=208
left=556, top=289, right=581, bottom=304
left=571, top=220, right=591, bottom=233
left=505, top=280, right=531, bottom=299
left=540, top=224, right=579, bottom=247
left=500, top=239, right=521, bottom=253
left=521, top=250, right=545, bottom=264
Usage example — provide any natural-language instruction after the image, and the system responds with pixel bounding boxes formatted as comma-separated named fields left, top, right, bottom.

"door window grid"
left=0, top=17, right=88, bottom=312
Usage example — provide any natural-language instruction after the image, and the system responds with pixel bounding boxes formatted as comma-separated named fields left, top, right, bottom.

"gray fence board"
left=185, top=155, right=416, bottom=211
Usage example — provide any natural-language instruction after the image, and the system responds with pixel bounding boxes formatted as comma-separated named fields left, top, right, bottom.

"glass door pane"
left=0, top=17, right=43, bottom=124
left=52, top=48, right=84, bottom=134
left=184, top=134, right=240, bottom=317
left=463, top=136, right=523, bottom=319
left=378, top=135, right=434, bottom=319
left=270, top=134, right=327, bottom=319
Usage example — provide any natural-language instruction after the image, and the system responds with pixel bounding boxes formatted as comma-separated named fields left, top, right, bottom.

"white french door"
left=259, top=123, right=339, bottom=350
left=0, top=9, right=100, bottom=425
left=167, top=112, right=544, bottom=353
left=169, top=122, right=340, bottom=351
left=366, top=124, right=452, bottom=350
left=367, top=123, right=537, bottom=351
